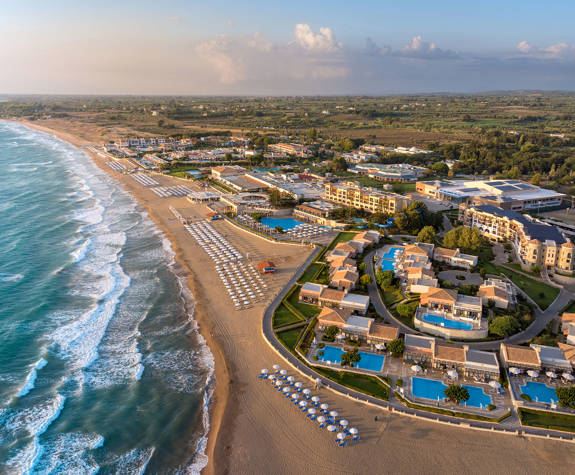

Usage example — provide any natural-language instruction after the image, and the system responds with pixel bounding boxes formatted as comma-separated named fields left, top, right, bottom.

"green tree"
left=322, top=325, right=339, bottom=342
left=307, top=127, right=318, bottom=142
left=358, top=262, right=367, bottom=273
left=360, top=274, right=372, bottom=288
left=444, top=385, right=470, bottom=404
left=376, top=270, right=394, bottom=289
left=396, top=301, right=418, bottom=319
left=489, top=315, right=518, bottom=337
left=555, top=386, right=575, bottom=408
left=387, top=338, right=405, bottom=357
left=531, top=173, right=541, bottom=186
left=341, top=348, right=361, bottom=366
left=431, top=162, right=449, bottom=175
left=417, top=226, right=436, bottom=243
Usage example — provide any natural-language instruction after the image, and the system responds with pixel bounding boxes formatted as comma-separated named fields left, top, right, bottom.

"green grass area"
left=391, top=182, right=416, bottom=194
left=518, top=408, right=575, bottom=433
left=505, top=262, right=540, bottom=277
left=382, top=287, right=404, bottom=306
left=168, top=170, right=193, bottom=179
left=561, top=300, right=575, bottom=314
left=297, top=262, right=325, bottom=283
left=273, top=303, right=305, bottom=328
left=276, top=327, right=304, bottom=351
left=314, top=367, right=389, bottom=400
left=395, top=392, right=511, bottom=422
left=286, top=287, right=321, bottom=319
left=497, top=267, right=559, bottom=310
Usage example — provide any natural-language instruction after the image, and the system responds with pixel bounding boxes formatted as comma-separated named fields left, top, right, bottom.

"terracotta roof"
left=561, top=313, right=575, bottom=323
left=434, top=344, right=466, bottom=363
left=501, top=343, right=541, bottom=367
left=420, top=288, right=457, bottom=305
left=434, top=247, right=458, bottom=258
left=558, top=342, right=575, bottom=363
left=329, top=256, right=356, bottom=269
left=403, top=244, right=429, bottom=256
left=317, top=307, right=351, bottom=326
left=334, top=242, right=357, bottom=253
left=257, top=260, right=275, bottom=269
left=319, top=288, right=346, bottom=302
left=367, top=323, right=399, bottom=341
left=528, top=239, right=541, bottom=244
left=562, top=242, right=575, bottom=248
left=331, top=269, right=359, bottom=283
left=477, top=285, right=508, bottom=301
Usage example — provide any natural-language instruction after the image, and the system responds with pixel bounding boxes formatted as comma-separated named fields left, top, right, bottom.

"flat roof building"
left=323, top=181, right=410, bottom=214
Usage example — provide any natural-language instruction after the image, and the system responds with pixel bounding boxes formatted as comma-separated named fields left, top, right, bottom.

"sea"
left=0, top=122, right=214, bottom=474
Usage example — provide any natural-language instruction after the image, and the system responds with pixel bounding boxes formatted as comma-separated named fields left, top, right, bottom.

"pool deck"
left=508, top=373, right=575, bottom=414
left=307, top=340, right=388, bottom=375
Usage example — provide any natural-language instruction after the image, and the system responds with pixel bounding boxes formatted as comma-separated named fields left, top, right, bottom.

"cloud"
left=195, top=36, right=246, bottom=84
left=364, top=37, right=391, bottom=57
left=293, top=23, right=341, bottom=52
left=517, top=40, right=575, bottom=59
left=246, top=32, right=273, bottom=52
left=400, top=35, right=457, bottom=59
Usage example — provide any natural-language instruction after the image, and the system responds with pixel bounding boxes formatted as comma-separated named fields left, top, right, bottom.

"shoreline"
left=10, top=119, right=229, bottom=475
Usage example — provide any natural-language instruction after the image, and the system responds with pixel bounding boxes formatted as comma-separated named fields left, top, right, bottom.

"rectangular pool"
left=421, top=313, right=473, bottom=330
left=260, top=217, right=304, bottom=231
left=520, top=381, right=558, bottom=404
left=411, top=377, right=492, bottom=408
left=318, top=345, right=385, bottom=372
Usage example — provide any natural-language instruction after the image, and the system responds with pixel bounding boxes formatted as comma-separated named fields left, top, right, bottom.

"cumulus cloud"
left=365, top=37, right=391, bottom=56
left=246, top=32, right=273, bottom=52
left=517, top=40, right=575, bottom=59
left=400, top=35, right=457, bottom=59
left=195, top=36, right=246, bottom=84
left=293, top=23, right=342, bottom=52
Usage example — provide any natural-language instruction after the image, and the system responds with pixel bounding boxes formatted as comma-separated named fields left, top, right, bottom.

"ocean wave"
left=16, top=358, right=48, bottom=398
left=109, top=447, right=155, bottom=474
left=71, top=238, right=92, bottom=264
left=0, top=272, right=24, bottom=283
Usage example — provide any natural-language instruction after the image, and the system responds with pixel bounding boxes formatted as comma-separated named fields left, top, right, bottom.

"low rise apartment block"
left=323, top=181, right=410, bottom=214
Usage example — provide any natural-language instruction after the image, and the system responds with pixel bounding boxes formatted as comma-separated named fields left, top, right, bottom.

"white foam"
left=0, top=272, right=24, bottom=283
left=16, top=358, right=48, bottom=398
left=71, top=238, right=92, bottom=264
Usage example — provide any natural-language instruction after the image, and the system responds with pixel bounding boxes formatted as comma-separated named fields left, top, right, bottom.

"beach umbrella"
left=282, top=387, right=290, bottom=393
left=299, top=400, right=307, bottom=408
left=562, top=372, right=575, bottom=381
left=336, top=333, right=345, bottom=341
left=308, top=408, right=316, bottom=415
left=261, top=368, right=269, bottom=375
left=447, top=370, right=458, bottom=380
left=287, top=376, right=295, bottom=383
left=339, top=419, right=349, bottom=427
left=489, top=380, right=502, bottom=390
left=320, top=403, right=329, bottom=411
left=349, top=428, right=358, bottom=435
left=327, top=425, right=337, bottom=432
left=280, top=370, right=287, bottom=377
left=291, top=393, right=300, bottom=400
left=509, top=367, right=521, bottom=375
left=411, top=365, right=422, bottom=373
left=317, top=416, right=326, bottom=423
left=329, top=410, right=339, bottom=418
left=302, top=389, right=311, bottom=396
left=294, top=382, right=303, bottom=389
left=267, top=375, right=275, bottom=381
left=311, top=396, right=320, bottom=404
left=275, top=380, right=282, bottom=387
left=527, top=370, right=539, bottom=378
left=375, top=344, right=385, bottom=351
left=272, top=364, right=280, bottom=372
left=336, top=432, right=346, bottom=440
left=546, top=371, right=557, bottom=379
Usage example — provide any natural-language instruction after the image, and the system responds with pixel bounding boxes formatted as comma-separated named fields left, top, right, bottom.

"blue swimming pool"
left=520, top=381, right=558, bottom=404
left=421, top=313, right=473, bottom=330
left=411, top=377, right=492, bottom=408
left=260, top=217, right=304, bottom=231
left=380, top=260, right=396, bottom=271
left=381, top=246, right=403, bottom=260
left=318, top=345, right=385, bottom=372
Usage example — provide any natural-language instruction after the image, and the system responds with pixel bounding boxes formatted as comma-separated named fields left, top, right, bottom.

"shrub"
left=396, top=302, right=418, bottom=319
left=317, top=350, right=324, bottom=357
left=396, top=378, right=403, bottom=387
left=520, top=393, right=532, bottom=402
left=556, top=386, right=575, bottom=408
left=489, top=315, right=519, bottom=337
left=322, top=325, right=339, bottom=342
left=318, top=343, right=325, bottom=349
left=444, top=384, right=470, bottom=404
left=387, top=338, right=405, bottom=357
left=487, top=404, right=496, bottom=411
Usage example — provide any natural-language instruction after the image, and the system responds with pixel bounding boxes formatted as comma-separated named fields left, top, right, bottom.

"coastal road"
left=262, top=248, right=575, bottom=442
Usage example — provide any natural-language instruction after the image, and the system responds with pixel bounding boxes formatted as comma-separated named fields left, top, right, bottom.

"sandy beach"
left=15, top=119, right=575, bottom=474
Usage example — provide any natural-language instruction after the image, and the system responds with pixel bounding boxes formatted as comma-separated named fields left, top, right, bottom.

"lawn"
left=297, top=262, right=324, bottom=283
left=273, top=303, right=304, bottom=328
left=276, top=327, right=304, bottom=351
left=391, top=182, right=416, bottom=194
left=497, top=267, right=559, bottom=310
left=314, top=367, right=389, bottom=400
left=286, top=287, right=321, bottom=319
left=561, top=300, right=575, bottom=314
left=382, top=287, right=404, bottom=306
left=518, top=408, right=575, bottom=433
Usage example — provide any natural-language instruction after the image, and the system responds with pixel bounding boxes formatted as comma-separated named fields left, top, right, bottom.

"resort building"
left=245, top=173, right=323, bottom=200
left=477, top=278, right=516, bottom=309
left=416, top=179, right=564, bottom=211
left=558, top=343, right=575, bottom=368
left=333, top=242, right=361, bottom=258
left=366, top=323, right=399, bottom=346
left=500, top=343, right=572, bottom=372
left=561, top=313, right=575, bottom=345
left=406, top=267, right=439, bottom=294
left=317, top=307, right=352, bottom=330
left=404, top=334, right=435, bottom=364
left=323, top=182, right=410, bottom=214
left=326, top=248, right=353, bottom=263
left=349, top=163, right=427, bottom=182
left=330, top=269, right=359, bottom=290
left=268, top=143, right=312, bottom=158
left=342, top=315, right=375, bottom=341
left=459, top=204, right=575, bottom=274
left=433, top=247, right=478, bottom=269
left=328, top=256, right=357, bottom=273
left=293, top=200, right=340, bottom=226
left=341, top=151, right=378, bottom=163
left=299, top=282, right=370, bottom=314
left=415, top=288, right=486, bottom=339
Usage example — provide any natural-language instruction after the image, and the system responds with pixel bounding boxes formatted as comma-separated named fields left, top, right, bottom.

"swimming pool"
left=381, top=246, right=403, bottom=260
left=380, top=260, right=396, bottom=271
left=260, top=217, right=304, bottom=231
left=421, top=313, right=473, bottom=330
left=317, top=345, right=385, bottom=372
left=411, top=377, right=492, bottom=408
left=520, top=381, right=558, bottom=404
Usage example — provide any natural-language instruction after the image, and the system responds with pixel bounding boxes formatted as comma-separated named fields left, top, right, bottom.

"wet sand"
left=15, top=119, right=575, bottom=474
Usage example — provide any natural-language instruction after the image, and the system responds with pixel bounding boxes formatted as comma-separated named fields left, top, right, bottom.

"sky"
left=1, top=0, right=575, bottom=95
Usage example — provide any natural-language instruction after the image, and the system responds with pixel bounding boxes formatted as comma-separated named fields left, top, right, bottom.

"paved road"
left=261, top=246, right=575, bottom=441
